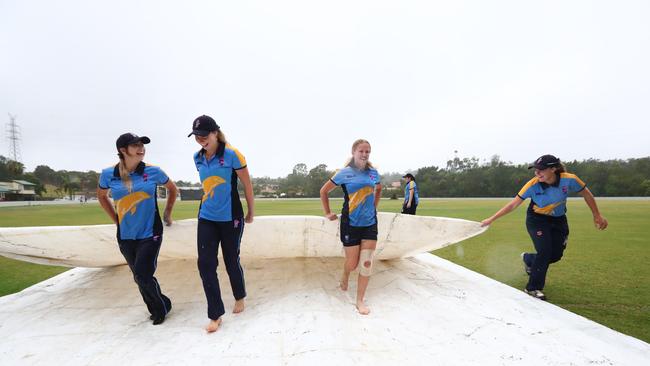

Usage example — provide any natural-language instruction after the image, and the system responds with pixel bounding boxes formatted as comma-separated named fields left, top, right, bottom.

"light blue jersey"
left=330, top=166, right=381, bottom=226
left=518, top=173, right=586, bottom=217
left=99, top=162, right=169, bottom=240
left=404, top=181, right=419, bottom=205
left=194, top=143, right=247, bottom=222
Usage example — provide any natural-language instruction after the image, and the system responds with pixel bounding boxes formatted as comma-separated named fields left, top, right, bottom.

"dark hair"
left=553, top=162, right=567, bottom=180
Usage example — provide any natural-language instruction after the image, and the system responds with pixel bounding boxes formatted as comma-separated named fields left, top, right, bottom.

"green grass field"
left=1, top=198, right=648, bottom=342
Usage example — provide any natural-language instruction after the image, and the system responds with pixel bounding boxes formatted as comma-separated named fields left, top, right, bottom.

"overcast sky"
left=1, top=0, right=649, bottom=182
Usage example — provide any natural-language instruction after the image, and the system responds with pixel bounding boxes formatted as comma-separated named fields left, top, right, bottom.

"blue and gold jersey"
left=331, top=166, right=381, bottom=226
left=99, top=162, right=169, bottom=240
left=517, top=173, right=586, bottom=217
left=194, top=143, right=246, bottom=222
left=404, top=181, right=419, bottom=205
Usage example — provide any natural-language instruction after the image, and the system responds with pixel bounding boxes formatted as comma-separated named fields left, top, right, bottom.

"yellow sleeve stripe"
left=517, top=177, right=539, bottom=197
left=226, top=144, right=247, bottom=167
left=560, top=173, right=586, bottom=188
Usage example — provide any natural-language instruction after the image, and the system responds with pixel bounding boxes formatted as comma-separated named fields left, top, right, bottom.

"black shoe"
left=524, top=288, right=546, bottom=301
left=152, top=315, right=165, bottom=325
left=149, top=301, right=172, bottom=321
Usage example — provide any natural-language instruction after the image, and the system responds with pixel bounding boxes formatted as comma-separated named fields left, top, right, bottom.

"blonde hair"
left=199, top=130, right=229, bottom=156
left=344, top=139, right=374, bottom=169
left=117, top=152, right=133, bottom=193
left=216, top=130, right=228, bottom=145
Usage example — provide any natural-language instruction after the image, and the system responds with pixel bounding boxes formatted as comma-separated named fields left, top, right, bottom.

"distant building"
left=0, top=180, right=37, bottom=201
left=258, top=184, right=280, bottom=197
left=390, top=181, right=401, bottom=188
left=178, top=187, right=203, bottom=201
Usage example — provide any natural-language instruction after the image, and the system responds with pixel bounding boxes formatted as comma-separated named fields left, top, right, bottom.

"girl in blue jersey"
left=320, top=139, right=382, bottom=315
left=401, top=173, right=419, bottom=215
left=188, top=115, right=255, bottom=333
left=480, top=154, right=608, bottom=300
left=97, top=133, right=178, bottom=325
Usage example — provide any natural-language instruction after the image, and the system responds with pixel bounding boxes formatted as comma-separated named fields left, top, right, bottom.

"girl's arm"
left=578, top=187, right=608, bottom=230
left=481, top=196, right=524, bottom=227
left=320, top=180, right=338, bottom=221
left=236, top=167, right=255, bottom=223
left=97, top=188, right=117, bottom=225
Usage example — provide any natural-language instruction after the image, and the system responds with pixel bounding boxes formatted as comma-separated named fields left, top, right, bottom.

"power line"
left=6, top=113, right=22, bottom=162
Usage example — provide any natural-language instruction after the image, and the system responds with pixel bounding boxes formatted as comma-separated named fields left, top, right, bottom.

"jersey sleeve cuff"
left=234, top=165, right=247, bottom=171
left=329, top=178, right=338, bottom=186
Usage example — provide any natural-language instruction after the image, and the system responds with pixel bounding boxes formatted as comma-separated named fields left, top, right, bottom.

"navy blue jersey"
left=99, top=162, right=169, bottom=240
left=331, top=166, right=381, bottom=226
left=518, top=173, right=586, bottom=217
left=194, top=143, right=246, bottom=222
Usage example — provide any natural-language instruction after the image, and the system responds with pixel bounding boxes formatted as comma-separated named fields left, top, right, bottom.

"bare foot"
left=233, top=299, right=245, bottom=313
left=340, top=272, right=350, bottom=291
left=205, top=318, right=222, bottom=333
left=356, top=300, right=370, bottom=315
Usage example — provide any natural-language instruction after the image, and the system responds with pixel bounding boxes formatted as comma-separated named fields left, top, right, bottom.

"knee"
left=358, top=249, right=375, bottom=276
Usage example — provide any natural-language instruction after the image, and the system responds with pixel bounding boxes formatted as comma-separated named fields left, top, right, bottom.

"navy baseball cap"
left=188, top=115, right=220, bottom=137
left=402, top=173, right=415, bottom=179
left=529, top=154, right=561, bottom=170
left=116, top=133, right=150, bottom=149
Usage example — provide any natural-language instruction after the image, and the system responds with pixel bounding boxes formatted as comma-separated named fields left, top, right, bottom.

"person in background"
left=401, top=173, right=419, bottom=215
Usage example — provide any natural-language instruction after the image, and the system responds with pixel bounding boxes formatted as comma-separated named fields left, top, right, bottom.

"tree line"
left=2, top=155, right=649, bottom=199
left=0, top=156, right=99, bottom=199
left=250, top=156, right=650, bottom=198
left=413, top=155, right=650, bottom=197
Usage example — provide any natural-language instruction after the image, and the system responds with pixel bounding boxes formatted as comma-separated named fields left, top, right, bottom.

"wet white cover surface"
left=0, top=254, right=647, bottom=366
left=0, top=212, right=486, bottom=267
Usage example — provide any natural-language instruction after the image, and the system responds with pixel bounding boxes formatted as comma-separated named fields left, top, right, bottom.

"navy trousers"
left=117, top=236, right=171, bottom=318
left=197, top=218, right=246, bottom=320
left=524, top=214, right=569, bottom=291
left=401, top=203, right=418, bottom=215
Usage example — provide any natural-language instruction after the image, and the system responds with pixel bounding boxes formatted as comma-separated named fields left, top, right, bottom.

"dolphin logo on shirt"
left=348, top=186, right=374, bottom=213
left=115, top=192, right=151, bottom=223
left=202, top=176, right=226, bottom=203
